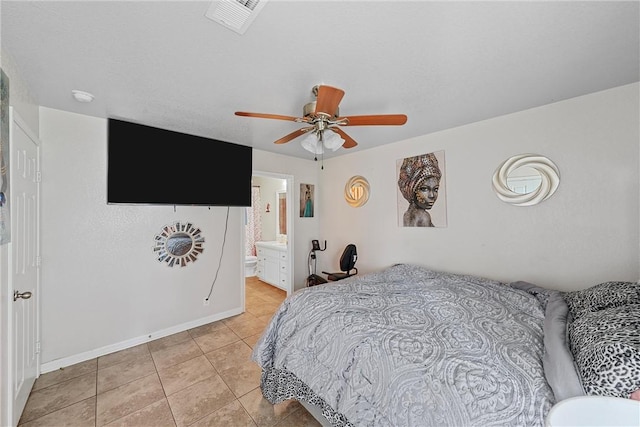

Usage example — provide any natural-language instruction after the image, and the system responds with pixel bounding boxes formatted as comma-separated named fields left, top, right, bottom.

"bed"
left=251, top=263, right=640, bottom=426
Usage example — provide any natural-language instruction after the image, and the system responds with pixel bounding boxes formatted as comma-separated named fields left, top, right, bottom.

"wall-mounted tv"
left=107, top=118, right=252, bottom=207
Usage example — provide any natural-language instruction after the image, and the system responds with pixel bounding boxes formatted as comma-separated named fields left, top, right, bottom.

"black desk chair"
left=323, top=244, right=358, bottom=281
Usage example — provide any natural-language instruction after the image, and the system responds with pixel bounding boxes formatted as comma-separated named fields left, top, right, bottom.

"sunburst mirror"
left=153, top=221, right=204, bottom=267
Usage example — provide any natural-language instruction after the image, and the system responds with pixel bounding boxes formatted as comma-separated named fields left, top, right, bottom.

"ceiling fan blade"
left=274, top=127, right=314, bottom=145
left=338, top=114, right=408, bottom=126
left=329, top=127, right=358, bottom=149
left=235, top=111, right=300, bottom=122
left=314, top=85, right=345, bottom=117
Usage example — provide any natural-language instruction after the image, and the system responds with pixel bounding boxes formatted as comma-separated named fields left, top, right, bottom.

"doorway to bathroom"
left=243, top=171, right=293, bottom=299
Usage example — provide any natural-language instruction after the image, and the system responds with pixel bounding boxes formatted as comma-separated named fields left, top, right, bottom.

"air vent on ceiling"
left=205, top=0, right=268, bottom=35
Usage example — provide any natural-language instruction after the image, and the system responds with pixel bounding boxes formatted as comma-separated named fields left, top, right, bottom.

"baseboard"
left=40, top=306, right=244, bottom=374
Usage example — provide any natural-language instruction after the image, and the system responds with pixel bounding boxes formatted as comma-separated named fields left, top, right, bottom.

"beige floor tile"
left=98, top=344, right=150, bottom=370
left=20, top=280, right=292, bottom=427
left=225, top=317, right=268, bottom=339
left=243, top=334, right=263, bottom=349
left=167, top=375, right=236, bottom=427
left=264, top=291, right=284, bottom=300
left=246, top=302, right=281, bottom=319
left=192, top=326, right=241, bottom=353
left=32, top=359, right=97, bottom=391
left=103, top=398, right=176, bottom=427
left=205, top=341, right=253, bottom=372
left=238, top=388, right=302, bottom=427
left=245, top=294, right=265, bottom=303
left=218, top=360, right=262, bottom=398
left=97, top=353, right=156, bottom=394
left=20, top=372, right=97, bottom=423
left=274, top=407, right=322, bottom=427
left=275, top=405, right=328, bottom=427
left=157, top=355, right=217, bottom=396
left=188, top=321, right=228, bottom=339
left=261, top=293, right=287, bottom=305
left=150, top=339, right=202, bottom=369
left=189, top=400, right=256, bottom=427
left=148, top=331, right=192, bottom=353
left=261, top=285, right=286, bottom=298
left=96, top=373, right=165, bottom=426
left=257, top=313, right=277, bottom=324
left=222, top=312, right=259, bottom=329
left=18, top=397, right=95, bottom=427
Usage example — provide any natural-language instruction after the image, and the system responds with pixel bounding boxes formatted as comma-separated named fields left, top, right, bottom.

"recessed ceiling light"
left=72, top=90, right=94, bottom=103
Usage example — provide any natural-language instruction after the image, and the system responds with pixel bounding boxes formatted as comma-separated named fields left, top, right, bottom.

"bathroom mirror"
left=344, top=175, right=370, bottom=207
left=492, top=154, right=560, bottom=206
left=276, top=190, right=287, bottom=236
left=153, top=221, right=205, bottom=267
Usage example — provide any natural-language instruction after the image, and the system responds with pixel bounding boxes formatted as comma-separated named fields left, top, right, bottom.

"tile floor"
left=18, top=277, right=321, bottom=427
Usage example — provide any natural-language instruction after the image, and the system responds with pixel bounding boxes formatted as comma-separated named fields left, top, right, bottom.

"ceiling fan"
left=235, top=85, right=408, bottom=155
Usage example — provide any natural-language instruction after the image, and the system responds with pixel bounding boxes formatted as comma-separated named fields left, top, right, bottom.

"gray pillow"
left=510, top=280, right=553, bottom=311
left=542, top=292, right=585, bottom=401
left=563, top=281, right=640, bottom=320
left=568, top=304, right=640, bottom=398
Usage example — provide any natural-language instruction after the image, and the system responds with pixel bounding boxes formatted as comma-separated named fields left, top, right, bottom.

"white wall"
left=12, top=77, right=640, bottom=372
left=317, top=83, right=640, bottom=291
left=38, top=108, right=319, bottom=369
left=39, top=109, right=231, bottom=365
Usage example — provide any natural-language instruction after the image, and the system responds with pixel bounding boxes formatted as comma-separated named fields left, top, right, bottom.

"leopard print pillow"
left=569, top=304, right=640, bottom=398
left=563, top=281, right=640, bottom=320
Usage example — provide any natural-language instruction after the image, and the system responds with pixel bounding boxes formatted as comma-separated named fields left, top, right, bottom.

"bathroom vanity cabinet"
left=255, top=241, right=288, bottom=290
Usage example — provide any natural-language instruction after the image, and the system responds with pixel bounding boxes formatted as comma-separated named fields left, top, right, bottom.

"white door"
left=4, top=109, right=40, bottom=426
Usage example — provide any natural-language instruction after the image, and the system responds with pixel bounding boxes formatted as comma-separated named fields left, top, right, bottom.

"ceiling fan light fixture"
left=301, top=133, right=324, bottom=154
left=323, top=130, right=345, bottom=151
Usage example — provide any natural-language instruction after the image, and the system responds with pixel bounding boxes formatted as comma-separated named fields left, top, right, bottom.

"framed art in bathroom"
left=300, top=183, right=314, bottom=217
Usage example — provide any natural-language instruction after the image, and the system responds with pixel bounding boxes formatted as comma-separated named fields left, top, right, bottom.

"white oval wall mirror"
left=492, top=154, right=560, bottom=206
left=344, top=175, right=370, bottom=207
left=506, top=165, right=543, bottom=195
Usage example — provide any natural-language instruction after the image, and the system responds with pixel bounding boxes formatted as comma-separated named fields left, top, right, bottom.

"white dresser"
left=255, top=241, right=288, bottom=290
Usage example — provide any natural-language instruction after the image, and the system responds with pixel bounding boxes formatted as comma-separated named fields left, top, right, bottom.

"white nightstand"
left=546, top=396, right=640, bottom=426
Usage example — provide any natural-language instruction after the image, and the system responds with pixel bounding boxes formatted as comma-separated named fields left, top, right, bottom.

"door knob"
left=13, top=290, right=32, bottom=301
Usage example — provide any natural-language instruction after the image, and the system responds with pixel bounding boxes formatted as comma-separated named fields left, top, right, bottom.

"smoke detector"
left=72, top=90, right=94, bottom=103
left=205, top=0, right=269, bottom=35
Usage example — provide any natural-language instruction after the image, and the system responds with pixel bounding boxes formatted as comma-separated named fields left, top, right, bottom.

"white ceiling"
left=2, top=1, right=639, bottom=160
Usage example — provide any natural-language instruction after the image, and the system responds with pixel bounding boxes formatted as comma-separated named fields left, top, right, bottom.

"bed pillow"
left=563, top=281, right=640, bottom=320
left=568, top=303, right=640, bottom=398
left=542, top=292, right=585, bottom=401
left=510, top=280, right=553, bottom=311
left=509, top=281, right=585, bottom=400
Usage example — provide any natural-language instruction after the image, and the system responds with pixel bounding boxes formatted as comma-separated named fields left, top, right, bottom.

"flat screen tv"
left=107, top=118, right=252, bottom=206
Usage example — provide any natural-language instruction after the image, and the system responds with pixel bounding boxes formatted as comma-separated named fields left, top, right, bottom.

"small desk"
left=546, top=396, right=640, bottom=426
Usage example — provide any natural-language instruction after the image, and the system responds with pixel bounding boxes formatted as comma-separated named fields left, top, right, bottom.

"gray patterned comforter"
left=252, top=264, right=555, bottom=426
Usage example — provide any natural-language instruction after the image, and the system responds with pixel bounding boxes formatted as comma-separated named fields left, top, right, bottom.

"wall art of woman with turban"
left=397, top=151, right=446, bottom=227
